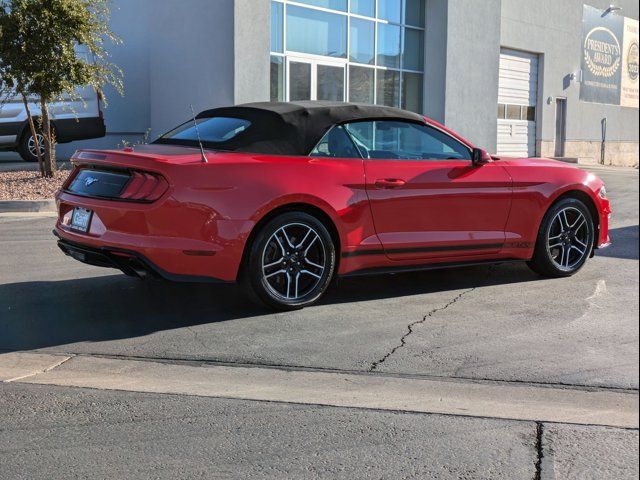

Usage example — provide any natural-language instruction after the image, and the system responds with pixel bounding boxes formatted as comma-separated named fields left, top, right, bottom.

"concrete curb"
left=2, top=352, right=638, bottom=429
left=551, top=157, right=579, bottom=164
left=0, top=200, right=56, bottom=213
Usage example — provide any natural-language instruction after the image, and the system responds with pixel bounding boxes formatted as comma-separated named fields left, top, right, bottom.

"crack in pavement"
left=534, top=422, right=543, bottom=480
left=369, top=287, right=477, bottom=372
left=369, top=266, right=496, bottom=373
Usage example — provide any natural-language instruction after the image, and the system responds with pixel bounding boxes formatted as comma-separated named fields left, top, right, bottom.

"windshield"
left=157, top=117, right=251, bottom=144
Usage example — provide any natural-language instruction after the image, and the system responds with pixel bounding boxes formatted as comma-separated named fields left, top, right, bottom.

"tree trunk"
left=21, top=92, right=45, bottom=176
left=40, top=99, right=56, bottom=177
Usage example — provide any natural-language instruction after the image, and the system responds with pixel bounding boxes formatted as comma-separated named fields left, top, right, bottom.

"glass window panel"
left=287, top=5, right=347, bottom=58
left=377, top=23, right=401, bottom=68
left=396, top=123, right=471, bottom=160
left=402, top=72, right=423, bottom=113
left=350, top=0, right=374, bottom=17
left=376, top=69, right=400, bottom=107
left=349, top=66, right=374, bottom=103
left=344, top=122, right=374, bottom=151
left=310, top=126, right=360, bottom=158
left=403, top=28, right=424, bottom=71
left=345, top=121, right=471, bottom=160
left=524, top=106, right=536, bottom=121
left=270, top=1, right=283, bottom=53
left=317, top=64, right=345, bottom=101
left=497, top=103, right=506, bottom=119
left=295, top=0, right=347, bottom=11
left=403, top=0, right=425, bottom=27
left=289, top=61, right=312, bottom=101
left=378, top=0, right=401, bottom=23
left=506, top=104, right=521, bottom=120
left=161, top=117, right=251, bottom=143
left=270, top=56, right=285, bottom=102
left=349, top=18, right=375, bottom=64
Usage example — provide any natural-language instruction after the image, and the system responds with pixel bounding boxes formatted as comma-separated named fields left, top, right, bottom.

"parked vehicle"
left=53, top=101, right=611, bottom=310
left=0, top=48, right=106, bottom=162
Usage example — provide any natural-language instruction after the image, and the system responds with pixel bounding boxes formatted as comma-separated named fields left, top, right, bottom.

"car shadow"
left=2, top=220, right=635, bottom=354
left=0, top=261, right=541, bottom=353
left=596, top=225, right=639, bottom=261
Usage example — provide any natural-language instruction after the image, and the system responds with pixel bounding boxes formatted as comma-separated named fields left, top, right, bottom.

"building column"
left=234, top=0, right=271, bottom=104
left=424, top=0, right=502, bottom=152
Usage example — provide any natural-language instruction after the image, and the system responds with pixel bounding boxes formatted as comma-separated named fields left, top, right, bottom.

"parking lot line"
left=4, top=353, right=637, bottom=429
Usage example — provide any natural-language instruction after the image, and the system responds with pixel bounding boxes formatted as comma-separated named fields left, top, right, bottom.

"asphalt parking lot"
left=1, top=165, right=638, bottom=479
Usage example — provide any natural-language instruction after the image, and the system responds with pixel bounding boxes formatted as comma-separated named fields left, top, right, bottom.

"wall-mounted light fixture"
left=573, top=69, right=583, bottom=83
left=603, top=5, right=622, bottom=16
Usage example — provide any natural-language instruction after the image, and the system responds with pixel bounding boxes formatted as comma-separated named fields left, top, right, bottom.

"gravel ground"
left=0, top=169, right=71, bottom=200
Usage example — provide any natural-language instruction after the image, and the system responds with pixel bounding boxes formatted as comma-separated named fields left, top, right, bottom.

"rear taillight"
left=120, top=171, right=168, bottom=202
left=64, top=166, right=168, bottom=203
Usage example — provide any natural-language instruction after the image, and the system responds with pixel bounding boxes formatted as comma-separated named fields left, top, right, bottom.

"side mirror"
left=472, top=147, right=490, bottom=166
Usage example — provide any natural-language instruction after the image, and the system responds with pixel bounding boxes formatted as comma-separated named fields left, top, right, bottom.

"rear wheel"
left=243, top=212, right=336, bottom=310
left=18, top=130, right=45, bottom=162
left=527, top=197, right=595, bottom=277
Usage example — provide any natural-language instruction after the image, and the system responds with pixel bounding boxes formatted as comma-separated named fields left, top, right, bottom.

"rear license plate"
left=71, top=207, right=92, bottom=232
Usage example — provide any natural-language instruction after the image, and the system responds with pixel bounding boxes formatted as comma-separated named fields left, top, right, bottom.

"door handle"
left=375, top=178, right=406, bottom=189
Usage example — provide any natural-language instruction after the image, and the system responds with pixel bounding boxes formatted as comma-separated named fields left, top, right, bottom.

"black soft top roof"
left=158, top=101, right=426, bottom=156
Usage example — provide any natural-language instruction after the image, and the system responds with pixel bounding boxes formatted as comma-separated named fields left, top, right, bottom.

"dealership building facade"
left=60, top=0, right=639, bottom=166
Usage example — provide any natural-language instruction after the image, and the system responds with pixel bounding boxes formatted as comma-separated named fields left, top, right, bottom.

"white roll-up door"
left=497, top=49, right=538, bottom=157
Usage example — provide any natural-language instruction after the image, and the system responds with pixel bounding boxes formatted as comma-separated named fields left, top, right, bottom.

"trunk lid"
left=73, top=144, right=207, bottom=167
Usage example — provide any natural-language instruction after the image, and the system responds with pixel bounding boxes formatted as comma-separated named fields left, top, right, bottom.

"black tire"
left=17, top=129, right=44, bottom=162
left=527, top=197, right=595, bottom=277
left=242, top=212, right=336, bottom=311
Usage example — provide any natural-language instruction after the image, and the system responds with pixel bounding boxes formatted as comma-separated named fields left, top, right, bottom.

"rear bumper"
left=54, top=231, right=228, bottom=283
left=55, top=191, right=252, bottom=282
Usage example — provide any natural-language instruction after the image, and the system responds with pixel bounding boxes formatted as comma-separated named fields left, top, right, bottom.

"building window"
left=498, top=103, right=536, bottom=122
left=402, top=71, right=423, bottom=112
left=350, top=18, right=375, bottom=65
left=349, top=65, right=375, bottom=103
left=378, top=0, right=401, bottom=23
left=270, top=56, right=285, bottom=101
left=286, top=5, right=347, bottom=58
left=296, top=0, right=347, bottom=11
left=271, top=1, right=284, bottom=53
left=377, top=22, right=401, bottom=68
left=269, top=0, right=425, bottom=113
left=376, top=69, right=400, bottom=107
left=350, top=0, right=374, bottom=17
left=403, top=0, right=425, bottom=27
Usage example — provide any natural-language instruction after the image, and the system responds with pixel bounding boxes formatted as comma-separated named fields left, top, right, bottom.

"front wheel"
left=527, top=197, right=595, bottom=277
left=243, top=212, right=336, bottom=310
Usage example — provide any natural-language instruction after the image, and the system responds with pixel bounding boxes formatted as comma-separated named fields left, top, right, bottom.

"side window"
left=343, top=121, right=471, bottom=160
left=310, top=125, right=361, bottom=158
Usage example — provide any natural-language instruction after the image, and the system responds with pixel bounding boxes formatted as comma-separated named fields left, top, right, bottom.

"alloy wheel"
left=546, top=207, right=592, bottom=271
left=27, top=133, right=46, bottom=159
left=261, top=222, right=327, bottom=301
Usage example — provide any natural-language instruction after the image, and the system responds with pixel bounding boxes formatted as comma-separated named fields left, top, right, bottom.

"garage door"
left=497, top=49, right=538, bottom=157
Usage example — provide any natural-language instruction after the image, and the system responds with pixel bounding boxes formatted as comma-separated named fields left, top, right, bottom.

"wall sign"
left=620, top=17, right=639, bottom=108
left=580, top=5, right=638, bottom=108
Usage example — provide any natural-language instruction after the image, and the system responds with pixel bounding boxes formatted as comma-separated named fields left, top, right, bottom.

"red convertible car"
left=55, top=102, right=611, bottom=310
